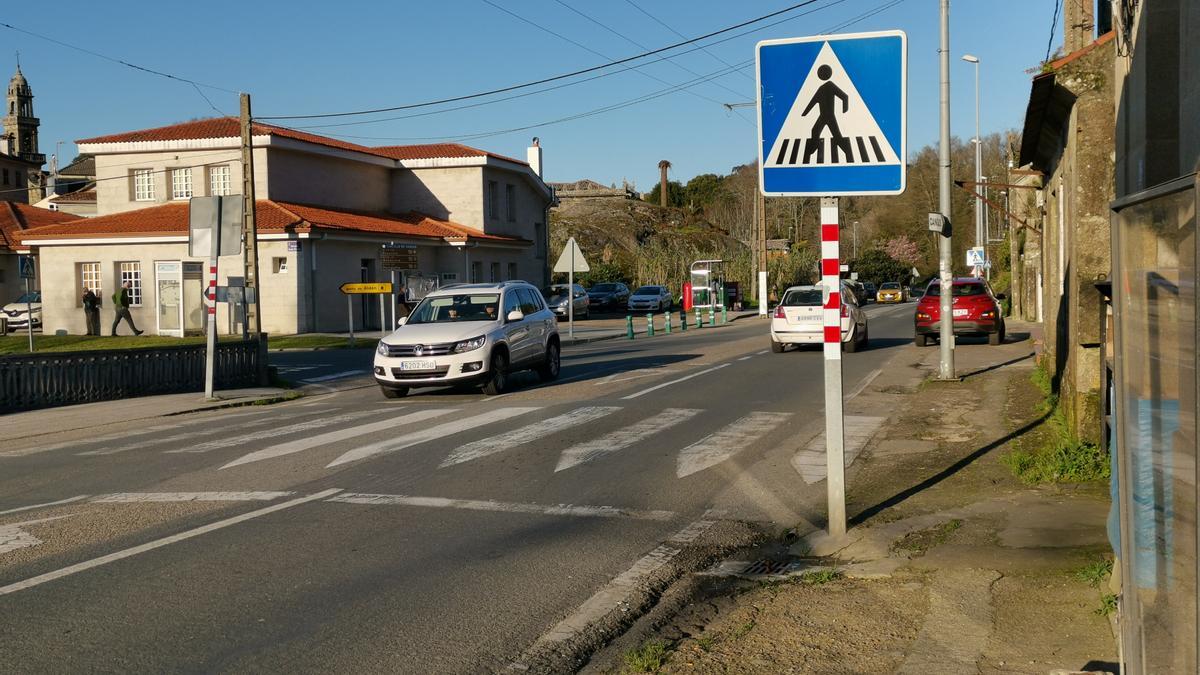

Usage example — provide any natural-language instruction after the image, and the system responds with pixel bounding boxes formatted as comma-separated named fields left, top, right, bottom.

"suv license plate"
left=400, top=359, right=437, bottom=371
left=952, top=309, right=969, bottom=317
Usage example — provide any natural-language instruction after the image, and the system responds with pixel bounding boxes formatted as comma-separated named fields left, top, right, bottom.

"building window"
left=209, top=165, right=232, bottom=196
left=440, top=272, right=458, bottom=285
left=490, top=262, right=500, bottom=282
left=508, top=262, right=518, bottom=280
left=488, top=180, right=499, bottom=220
left=471, top=261, right=482, bottom=283
left=118, top=262, right=142, bottom=306
left=78, top=262, right=101, bottom=306
left=171, top=168, right=193, bottom=200
left=273, top=257, right=288, bottom=274
left=133, top=169, right=155, bottom=201
left=505, top=183, right=516, bottom=222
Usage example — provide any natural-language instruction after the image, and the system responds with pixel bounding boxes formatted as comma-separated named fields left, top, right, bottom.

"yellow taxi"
left=876, top=282, right=907, bottom=303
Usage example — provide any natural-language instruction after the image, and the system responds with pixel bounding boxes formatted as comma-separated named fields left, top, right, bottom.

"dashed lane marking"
left=326, top=407, right=541, bottom=468
left=677, top=411, right=793, bottom=478
left=555, top=408, right=702, bottom=472
left=0, top=495, right=89, bottom=516
left=620, top=363, right=730, bottom=400
left=220, top=408, right=456, bottom=469
left=440, top=406, right=620, bottom=468
left=0, top=489, right=342, bottom=597
left=327, top=493, right=676, bottom=521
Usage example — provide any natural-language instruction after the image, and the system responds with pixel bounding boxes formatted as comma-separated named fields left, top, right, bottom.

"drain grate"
left=741, top=559, right=795, bottom=576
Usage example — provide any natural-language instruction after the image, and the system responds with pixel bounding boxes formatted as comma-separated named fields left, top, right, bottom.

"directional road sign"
left=757, top=30, right=907, bottom=197
left=381, top=243, right=419, bottom=271
left=340, top=282, right=393, bottom=295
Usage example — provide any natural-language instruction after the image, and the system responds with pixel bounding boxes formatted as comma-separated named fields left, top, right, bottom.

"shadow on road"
left=959, top=352, right=1035, bottom=380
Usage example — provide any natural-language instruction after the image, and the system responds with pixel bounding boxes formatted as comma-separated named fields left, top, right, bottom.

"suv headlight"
left=453, top=335, right=487, bottom=353
left=377, top=342, right=390, bottom=356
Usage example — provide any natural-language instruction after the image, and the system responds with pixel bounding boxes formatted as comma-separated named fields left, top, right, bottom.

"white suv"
left=373, top=282, right=560, bottom=398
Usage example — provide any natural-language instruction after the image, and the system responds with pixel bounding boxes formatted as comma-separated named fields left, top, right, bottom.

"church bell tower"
left=4, top=63, right=45, bottom=165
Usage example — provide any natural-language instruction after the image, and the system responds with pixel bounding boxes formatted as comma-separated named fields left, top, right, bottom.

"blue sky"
left=3, top=1, right=1063, bottom=191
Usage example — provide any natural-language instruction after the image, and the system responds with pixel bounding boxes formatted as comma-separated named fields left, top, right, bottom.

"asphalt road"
left=0, top=302, right=918, bottom=673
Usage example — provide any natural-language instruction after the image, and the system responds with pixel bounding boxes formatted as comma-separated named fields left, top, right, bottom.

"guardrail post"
left=664, top=312, right=672, bottom=334
left=646, top=313, right=655, bottom=337
left=679, top=309, right=687, bottom=331
left=626, top=315, right=635, bottom=339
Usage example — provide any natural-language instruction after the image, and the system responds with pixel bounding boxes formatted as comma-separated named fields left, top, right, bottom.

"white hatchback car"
left=769, top=283, right=868, bottom=353
left=373, top=282, right=560, bottom=398
left=3, top=291, right=42, bottom=331
left=627, top=285, right=672, bottom=311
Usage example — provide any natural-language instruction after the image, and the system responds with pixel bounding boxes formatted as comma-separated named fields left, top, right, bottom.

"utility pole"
left=937, top=0, right=956, bottom=380
left=239, top=93, right=263, bottom=337
left=757, top=191, right=768, bottom=314
left=658, top=160, right=671, bottom=208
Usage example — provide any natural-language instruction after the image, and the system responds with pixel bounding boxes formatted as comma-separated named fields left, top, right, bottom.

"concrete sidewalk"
left=2, top=388, right=295, bottom=442
left=587, top=321, right=1120, bottom=674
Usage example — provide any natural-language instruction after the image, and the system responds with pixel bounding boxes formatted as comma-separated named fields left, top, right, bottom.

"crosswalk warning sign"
left=757, top=30, right=907, bottom=197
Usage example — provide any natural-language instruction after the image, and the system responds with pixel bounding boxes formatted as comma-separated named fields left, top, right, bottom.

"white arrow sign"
left=0, top=515, right=72, bottom=554
left=553, top=237, right=590, bottom=274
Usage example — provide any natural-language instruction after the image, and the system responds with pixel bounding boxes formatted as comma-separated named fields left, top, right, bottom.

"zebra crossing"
left=42, top=402, right=802, bottom=481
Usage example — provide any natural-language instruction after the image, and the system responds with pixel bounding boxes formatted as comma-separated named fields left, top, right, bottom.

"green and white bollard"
left=709, top=305, right=716, bottom=326
left=695, top=308, right=702, bottom=329
left=679, top=309, right=687, bottom=331
left=645, top=313, right=655, bottom=337
left=722, top=304, right=728, bottom=324
left=626, top=315, right=635, bottom=339
left=664, top=312, right=672, bottom=334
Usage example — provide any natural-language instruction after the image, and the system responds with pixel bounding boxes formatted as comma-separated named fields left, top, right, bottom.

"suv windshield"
left=926, top=282, right=986, bottom=297
left=406, top=293, right=501, bottom=323
left=590, top=283, right=619, bottom=292
left=780, top=289, right=823, bottom=306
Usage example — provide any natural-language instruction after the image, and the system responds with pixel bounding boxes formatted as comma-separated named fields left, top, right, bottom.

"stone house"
left=16, top=117, right=553, bottom=336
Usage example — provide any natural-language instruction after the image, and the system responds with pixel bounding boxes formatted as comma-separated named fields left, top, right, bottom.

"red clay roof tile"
left=0, top=201, right=82, bottom=251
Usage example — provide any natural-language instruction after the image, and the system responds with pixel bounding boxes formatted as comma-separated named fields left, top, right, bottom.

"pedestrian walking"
left=81, top=285, right=101, bottom=336
left=396, top=285, right=411, bottom=321
left=111, top=281, right=143, bottom=336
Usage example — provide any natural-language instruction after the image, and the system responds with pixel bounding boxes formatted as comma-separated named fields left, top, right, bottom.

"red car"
left=914, top=277, right=1006, bottom=346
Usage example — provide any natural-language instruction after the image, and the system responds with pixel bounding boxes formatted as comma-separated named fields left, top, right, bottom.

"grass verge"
left=623, top=639, right=673, bottom=672
left=1002, top=362, right=1108, bottom=485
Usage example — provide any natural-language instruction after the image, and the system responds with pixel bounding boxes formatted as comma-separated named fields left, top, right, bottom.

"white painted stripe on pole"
left=522, top=517, right=716, bottom=653
left=0, top=489, right=341, bottom=597
left=221, top=408, right=455, bottom=469
left=621, top=363, right=729, bottom=400
left=556, top=408, right=702, bottom=472
left=820, top=241, right=838, bottom=259
left=328, top=493, right=676, bottom=521
left=824, top=341, right=841, bottom=359
left=327, top=407, right=541, bottom=468
left=0, top=495, right=89, bottom=516
left=180, top=409, right=387, bottom=455
left=91, top=491, right=294, bottom=503
left=677, top=411, right=792, bottom=478
left=441, top=406, right=620, bottom=468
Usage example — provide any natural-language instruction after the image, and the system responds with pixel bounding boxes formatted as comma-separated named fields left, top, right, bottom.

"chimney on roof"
left=1064, top=0, right=1096, bottom=54
left=527, top=137, right=543, bottom=179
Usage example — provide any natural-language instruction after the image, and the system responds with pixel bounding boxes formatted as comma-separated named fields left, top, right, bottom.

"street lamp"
left=852, top=220, right=859, bottom=259
left=962, top=54, right=982, bottom=276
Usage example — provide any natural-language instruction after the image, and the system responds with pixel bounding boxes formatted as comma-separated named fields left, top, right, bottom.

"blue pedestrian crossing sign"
left=757, top=30, right=907, bottom=197
left=18, top=255, right=35, bottom=279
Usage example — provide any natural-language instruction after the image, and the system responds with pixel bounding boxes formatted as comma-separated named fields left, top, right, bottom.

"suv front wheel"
left=483, top=350, right=509, bottom=395
left=537, top=342, right=560, bottom=382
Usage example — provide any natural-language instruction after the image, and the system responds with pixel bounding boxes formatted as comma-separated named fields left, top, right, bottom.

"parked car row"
left=541, top=282, right=676, bottom=319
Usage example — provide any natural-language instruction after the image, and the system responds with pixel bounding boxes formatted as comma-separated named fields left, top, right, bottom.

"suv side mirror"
left=396, top=316, right=408, bottom=327
left=506, top=310, right=525, bottom=323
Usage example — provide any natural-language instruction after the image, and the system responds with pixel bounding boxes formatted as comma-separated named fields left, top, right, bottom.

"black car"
left=586, top=282, right=630, bottom=311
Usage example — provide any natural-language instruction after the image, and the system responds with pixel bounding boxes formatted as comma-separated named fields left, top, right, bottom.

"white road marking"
left=326, top=407, right=541, bottom=468
left=621, top=363, right=730, bottom=400
left=441, top=406, right=620, bottom=468
left=756, top=350, right=770, bottom=355
left=175, top=409, right=387, bottom=455
left=846, top=368, right=883, bottom=401
left=595, top=367, right=669, bottom=386
left=792, top=415, right=886, bottom=484
left=677, top=411, right=793, bottom=477
left=328, top=493, right=676, bottom=521
left=0, top=515, right=74, bottom=554
left=91, top=491, right=294, bottom=503
left=520, top=516, right=717, bottom=655
left=300, top=369, right=370, bottom=383
left=0, top=495, right=89, bottom=516
left=556, top=408, right=702, bottom=472
left=0, top=489, right=341, bottom=597
left=737, top=355, right=754, bottom=361
left=77, top=414, right=292, bottom=456
left=220, top=408, right=455, bottom=469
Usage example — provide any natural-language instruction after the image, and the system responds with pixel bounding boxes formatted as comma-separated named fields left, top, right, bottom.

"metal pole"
left=820, top=197, right=845, bottom=537
left=853, top=221, right=859, bottom=259
left=379, top=293, right=386, bottom=338
left=239, top=93, right=263, bottom=337
left=25, top=276, right=33, bottom=353
left=347, top=294, right=355, bottom=346
left=204, top=223, right=220, bottom=400
left=974, top=60, right=982, bottom=267
left=758, top=192, right=768, bottom=315
left=568, top=245, right=575, bottom=339
left=938, top=0, right=956, bottom=380
left=390, top=269, right=398, bottom=330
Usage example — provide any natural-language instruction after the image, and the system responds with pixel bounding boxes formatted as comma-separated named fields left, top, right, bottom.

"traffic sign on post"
left=381, top=243, right=418, bottom=271
left=553, top=237, right=590, bottom=339
left=757, top=30, right=907, bottom=539
left=18, top=256, right=34, bottom=279
left=340, top=282, right=393, bottom=295
left=757, top=31, right=907, bottom=197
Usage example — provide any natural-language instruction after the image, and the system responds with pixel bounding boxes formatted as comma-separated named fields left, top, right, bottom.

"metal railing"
left=0, top=338, right=268, bottom=413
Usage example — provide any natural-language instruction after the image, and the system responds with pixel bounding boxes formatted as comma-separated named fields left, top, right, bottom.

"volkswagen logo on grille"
left=414, top=344, right=425, bottom=357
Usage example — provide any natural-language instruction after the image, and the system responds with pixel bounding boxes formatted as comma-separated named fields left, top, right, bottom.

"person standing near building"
left=81, top=285, right=101, bottom=336
left=111, top=281, right=143, bottom=336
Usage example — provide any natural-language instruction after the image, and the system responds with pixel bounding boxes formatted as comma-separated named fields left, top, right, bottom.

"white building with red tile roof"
left=18, top=117, right=554, bottom=336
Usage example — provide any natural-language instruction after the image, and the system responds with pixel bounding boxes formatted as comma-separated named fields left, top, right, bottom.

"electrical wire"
left=1044, top=0, right=1062, bottom=63
left=622, top=0, right=755, bottom=82
left=255, top=0, right=835, bottom=120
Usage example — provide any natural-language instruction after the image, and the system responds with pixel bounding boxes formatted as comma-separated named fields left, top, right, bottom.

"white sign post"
left=553, top=237, right=590, bottom=339
left=758, top=30, right=907, bottom=538
left=189, top=197, right=244, bottom=401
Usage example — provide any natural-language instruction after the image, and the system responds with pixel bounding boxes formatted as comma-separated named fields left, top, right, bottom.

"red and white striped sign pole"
left=204, top=257, right=219, bottom=400
left=819, top=196, right=846, bottom=537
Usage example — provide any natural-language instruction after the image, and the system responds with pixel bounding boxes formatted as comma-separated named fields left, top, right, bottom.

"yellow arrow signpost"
left=340, top=282, right=394, bottom=343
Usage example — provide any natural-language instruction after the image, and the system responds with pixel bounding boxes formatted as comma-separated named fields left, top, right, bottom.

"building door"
left=182, top=262, right=204, bottom=335
left=155, top=261, right=184, bottom=337
left=360, top=258, right=377, bottom=330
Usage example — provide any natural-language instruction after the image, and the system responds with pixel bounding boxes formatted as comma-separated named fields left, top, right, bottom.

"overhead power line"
left=255, top=0, right=834, bottom=121
left=622, top=0, right=756, bottom=83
